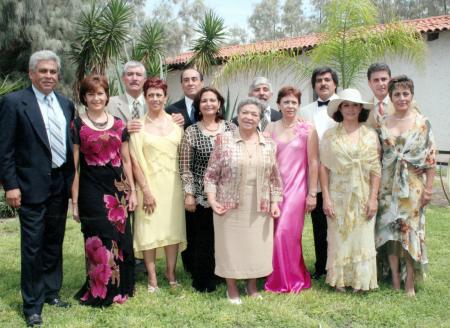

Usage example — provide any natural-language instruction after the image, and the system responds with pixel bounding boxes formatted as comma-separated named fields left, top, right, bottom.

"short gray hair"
left=122, top=60, right=147, bottom=77
left=237, top=97, right=266, bottom=120
left=248, top=76, right=272, bottom=95
left=29, top=50, right=61, bottom=71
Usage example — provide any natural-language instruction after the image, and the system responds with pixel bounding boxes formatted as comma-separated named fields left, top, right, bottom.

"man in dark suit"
left=233, top=76, right=282, bottom=131
left=166, top=67, right=204, bottom=130
left=165, top=67, right=203, bottom=273
left=0, top=50, right=75, bottom=327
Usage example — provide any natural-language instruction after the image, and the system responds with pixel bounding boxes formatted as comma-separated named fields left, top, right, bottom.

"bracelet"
left=130, top=187, right=136, bottom=191
left=308, top=192, right=317, bottom=198
left=424, top=189, right=433, bottom=194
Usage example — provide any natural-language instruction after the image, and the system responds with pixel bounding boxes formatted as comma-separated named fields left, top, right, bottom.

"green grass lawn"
left=1, top=206, right=449, bottom=328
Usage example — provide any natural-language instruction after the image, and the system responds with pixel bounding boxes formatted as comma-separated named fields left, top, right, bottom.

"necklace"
left=201, top=121, right=220, bottom=132
left=86, top=111, right=108, bottom=129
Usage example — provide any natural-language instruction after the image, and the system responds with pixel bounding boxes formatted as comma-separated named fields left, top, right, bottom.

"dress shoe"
left=25, top=313, right=42, bottom=327
left=45, top=297, right=71, bottom=308
left=226, top=291, right=242, bottom=305
left=312, top=272, right=325, bottom=280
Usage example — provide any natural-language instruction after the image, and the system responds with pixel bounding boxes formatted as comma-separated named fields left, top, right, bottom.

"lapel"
left=117, top=94, right=131, bottom=121
left=55, top=92, right=74, bottom=153
left=23, top=87, right=51, bottom=152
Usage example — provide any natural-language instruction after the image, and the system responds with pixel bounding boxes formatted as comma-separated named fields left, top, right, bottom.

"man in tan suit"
left=107, top=61, right=147, bottom=131
left=366, top=63, right=393, bottom=127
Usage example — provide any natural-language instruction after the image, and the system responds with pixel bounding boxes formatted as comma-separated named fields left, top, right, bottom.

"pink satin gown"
left=264, top=122, right=312, bottom=293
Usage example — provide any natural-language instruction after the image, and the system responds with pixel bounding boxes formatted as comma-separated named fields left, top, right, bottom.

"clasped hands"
left=209, top=198, right=280, bottom=219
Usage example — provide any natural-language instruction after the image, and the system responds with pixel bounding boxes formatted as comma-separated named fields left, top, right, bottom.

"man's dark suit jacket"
left=232, top=107, right=282, bottom=127
left=166, top=98, right=194, bottom=130
left=0, top=86, right=75, bottom=203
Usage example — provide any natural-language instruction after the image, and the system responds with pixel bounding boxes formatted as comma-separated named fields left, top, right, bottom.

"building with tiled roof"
left=166, top=15, right=450, bottom=67
left=164, top=15, right=450, bottom=151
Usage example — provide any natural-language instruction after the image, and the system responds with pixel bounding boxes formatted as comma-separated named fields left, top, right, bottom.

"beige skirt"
left=214, top=182, right=273, bottom=279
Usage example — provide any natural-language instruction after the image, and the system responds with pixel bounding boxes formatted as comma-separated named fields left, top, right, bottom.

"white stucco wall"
left=167, top=30, right=450, bottom=151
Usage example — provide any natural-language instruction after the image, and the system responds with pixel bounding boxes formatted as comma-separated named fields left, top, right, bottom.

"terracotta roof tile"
left=166, top=15, right=450, bottom=66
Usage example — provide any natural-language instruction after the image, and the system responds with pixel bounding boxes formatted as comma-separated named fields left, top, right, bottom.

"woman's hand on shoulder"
left=184, top=194, right=196, bottom=212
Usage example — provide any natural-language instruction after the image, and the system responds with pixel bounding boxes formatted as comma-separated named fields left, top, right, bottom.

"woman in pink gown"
left=265, top=86, right=319, bottom=293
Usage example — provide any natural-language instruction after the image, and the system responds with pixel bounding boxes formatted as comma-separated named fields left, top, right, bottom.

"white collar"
left=374, top=95, right=389, bottom=106
left=125, top=92, right=144, bottom=105
left=32, top=85, right=55, bottom=102
left=184, top=96, right=194, bottom=110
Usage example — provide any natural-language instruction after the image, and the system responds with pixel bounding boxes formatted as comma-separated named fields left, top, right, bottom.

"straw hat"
left=327, top=88, right=373, bottom=119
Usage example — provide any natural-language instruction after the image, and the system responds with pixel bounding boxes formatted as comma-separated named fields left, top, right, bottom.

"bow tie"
left=318, top=100, right=330, bottom=107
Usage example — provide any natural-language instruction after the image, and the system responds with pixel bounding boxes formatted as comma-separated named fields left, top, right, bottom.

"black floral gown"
left=72, top=116, right=135, bottom=306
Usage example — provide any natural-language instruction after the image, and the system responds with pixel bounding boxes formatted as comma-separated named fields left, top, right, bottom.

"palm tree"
left=70, top=0, right=133, bottom=99
left=188, top=10, right=227, bottom=76
left=213, top=0, right=426, bottom=89
left=131, top=22, right=167, bottom=78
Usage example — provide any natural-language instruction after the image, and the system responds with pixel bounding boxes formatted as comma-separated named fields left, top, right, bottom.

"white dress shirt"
left=299, top=94, right=338, bottom=140
left=184, top=96, right=194, bottom=119
left=32, top=85, right=67, bottom=164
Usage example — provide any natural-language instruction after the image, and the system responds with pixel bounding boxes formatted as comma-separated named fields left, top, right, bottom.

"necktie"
left=189, top=105, right=196, bottom=123
left=132, top=100, right=140, bottom=119
left=260, top=109, right=270, bottom=131
left=378, top=102, right=385, bottom=116
left=44, top=96, right=65, bottom=167
left=318, top=100, right=330, bottom=107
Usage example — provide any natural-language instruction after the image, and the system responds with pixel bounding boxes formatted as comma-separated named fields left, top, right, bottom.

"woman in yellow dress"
left=130, top=78, right=186, bottom=292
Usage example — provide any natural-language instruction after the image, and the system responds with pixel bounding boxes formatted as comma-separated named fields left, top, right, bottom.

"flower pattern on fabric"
left=79, top=119, right=125, bottom=167
left=104, top=194, right=127, bottom=234
left=375, top=114, right=436, bottom=276
left=85, top=237, right=113, bottom=299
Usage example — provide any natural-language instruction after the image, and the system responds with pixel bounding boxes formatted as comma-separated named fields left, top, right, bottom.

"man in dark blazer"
left=0, top=50, right=75, bottom=327
left=232, top=76, right=282, bottom=131
left=166, top=67, right=204, bottom=130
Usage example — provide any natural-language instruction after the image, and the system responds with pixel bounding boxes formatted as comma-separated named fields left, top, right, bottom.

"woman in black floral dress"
left=72, top=75, right=137, bottom=306
left=179, top=87, right=236, bottom=292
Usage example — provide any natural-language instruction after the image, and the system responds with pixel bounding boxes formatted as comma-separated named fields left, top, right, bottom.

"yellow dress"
left=130, top=119, right=186, bottom=258
left=320, top=124, right=381, bottom=290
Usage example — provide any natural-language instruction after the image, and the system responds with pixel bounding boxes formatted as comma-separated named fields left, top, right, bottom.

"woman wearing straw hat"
left=319, top=88, right=381, bottom=292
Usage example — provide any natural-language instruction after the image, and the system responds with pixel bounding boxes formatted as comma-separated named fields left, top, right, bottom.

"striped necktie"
left=44, top=95, right=65, bottom=167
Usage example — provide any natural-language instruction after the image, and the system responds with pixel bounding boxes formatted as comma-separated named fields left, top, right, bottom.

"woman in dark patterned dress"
left=72, top=75, right=137, bottom=306
left=179, top=87, right=236, bottom=292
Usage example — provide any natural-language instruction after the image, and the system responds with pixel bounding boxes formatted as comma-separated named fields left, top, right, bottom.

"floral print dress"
left=72, top=116, right=135, bottom=306
left=375, top=114, right=436, bottom=279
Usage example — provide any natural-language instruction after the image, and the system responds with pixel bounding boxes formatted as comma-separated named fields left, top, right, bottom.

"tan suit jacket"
left=106, top=94, right=147, bottom=123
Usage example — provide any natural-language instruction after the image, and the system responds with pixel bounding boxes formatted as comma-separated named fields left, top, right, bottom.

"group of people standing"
left=0, top=50, right=436, bottom=326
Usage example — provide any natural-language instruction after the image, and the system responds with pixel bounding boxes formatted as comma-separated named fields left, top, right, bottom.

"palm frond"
left=188, top=10, right=226, bottom=75
left=213, top=48, right=308, bottom=87
left=132, top=22, right=167, bottom=78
